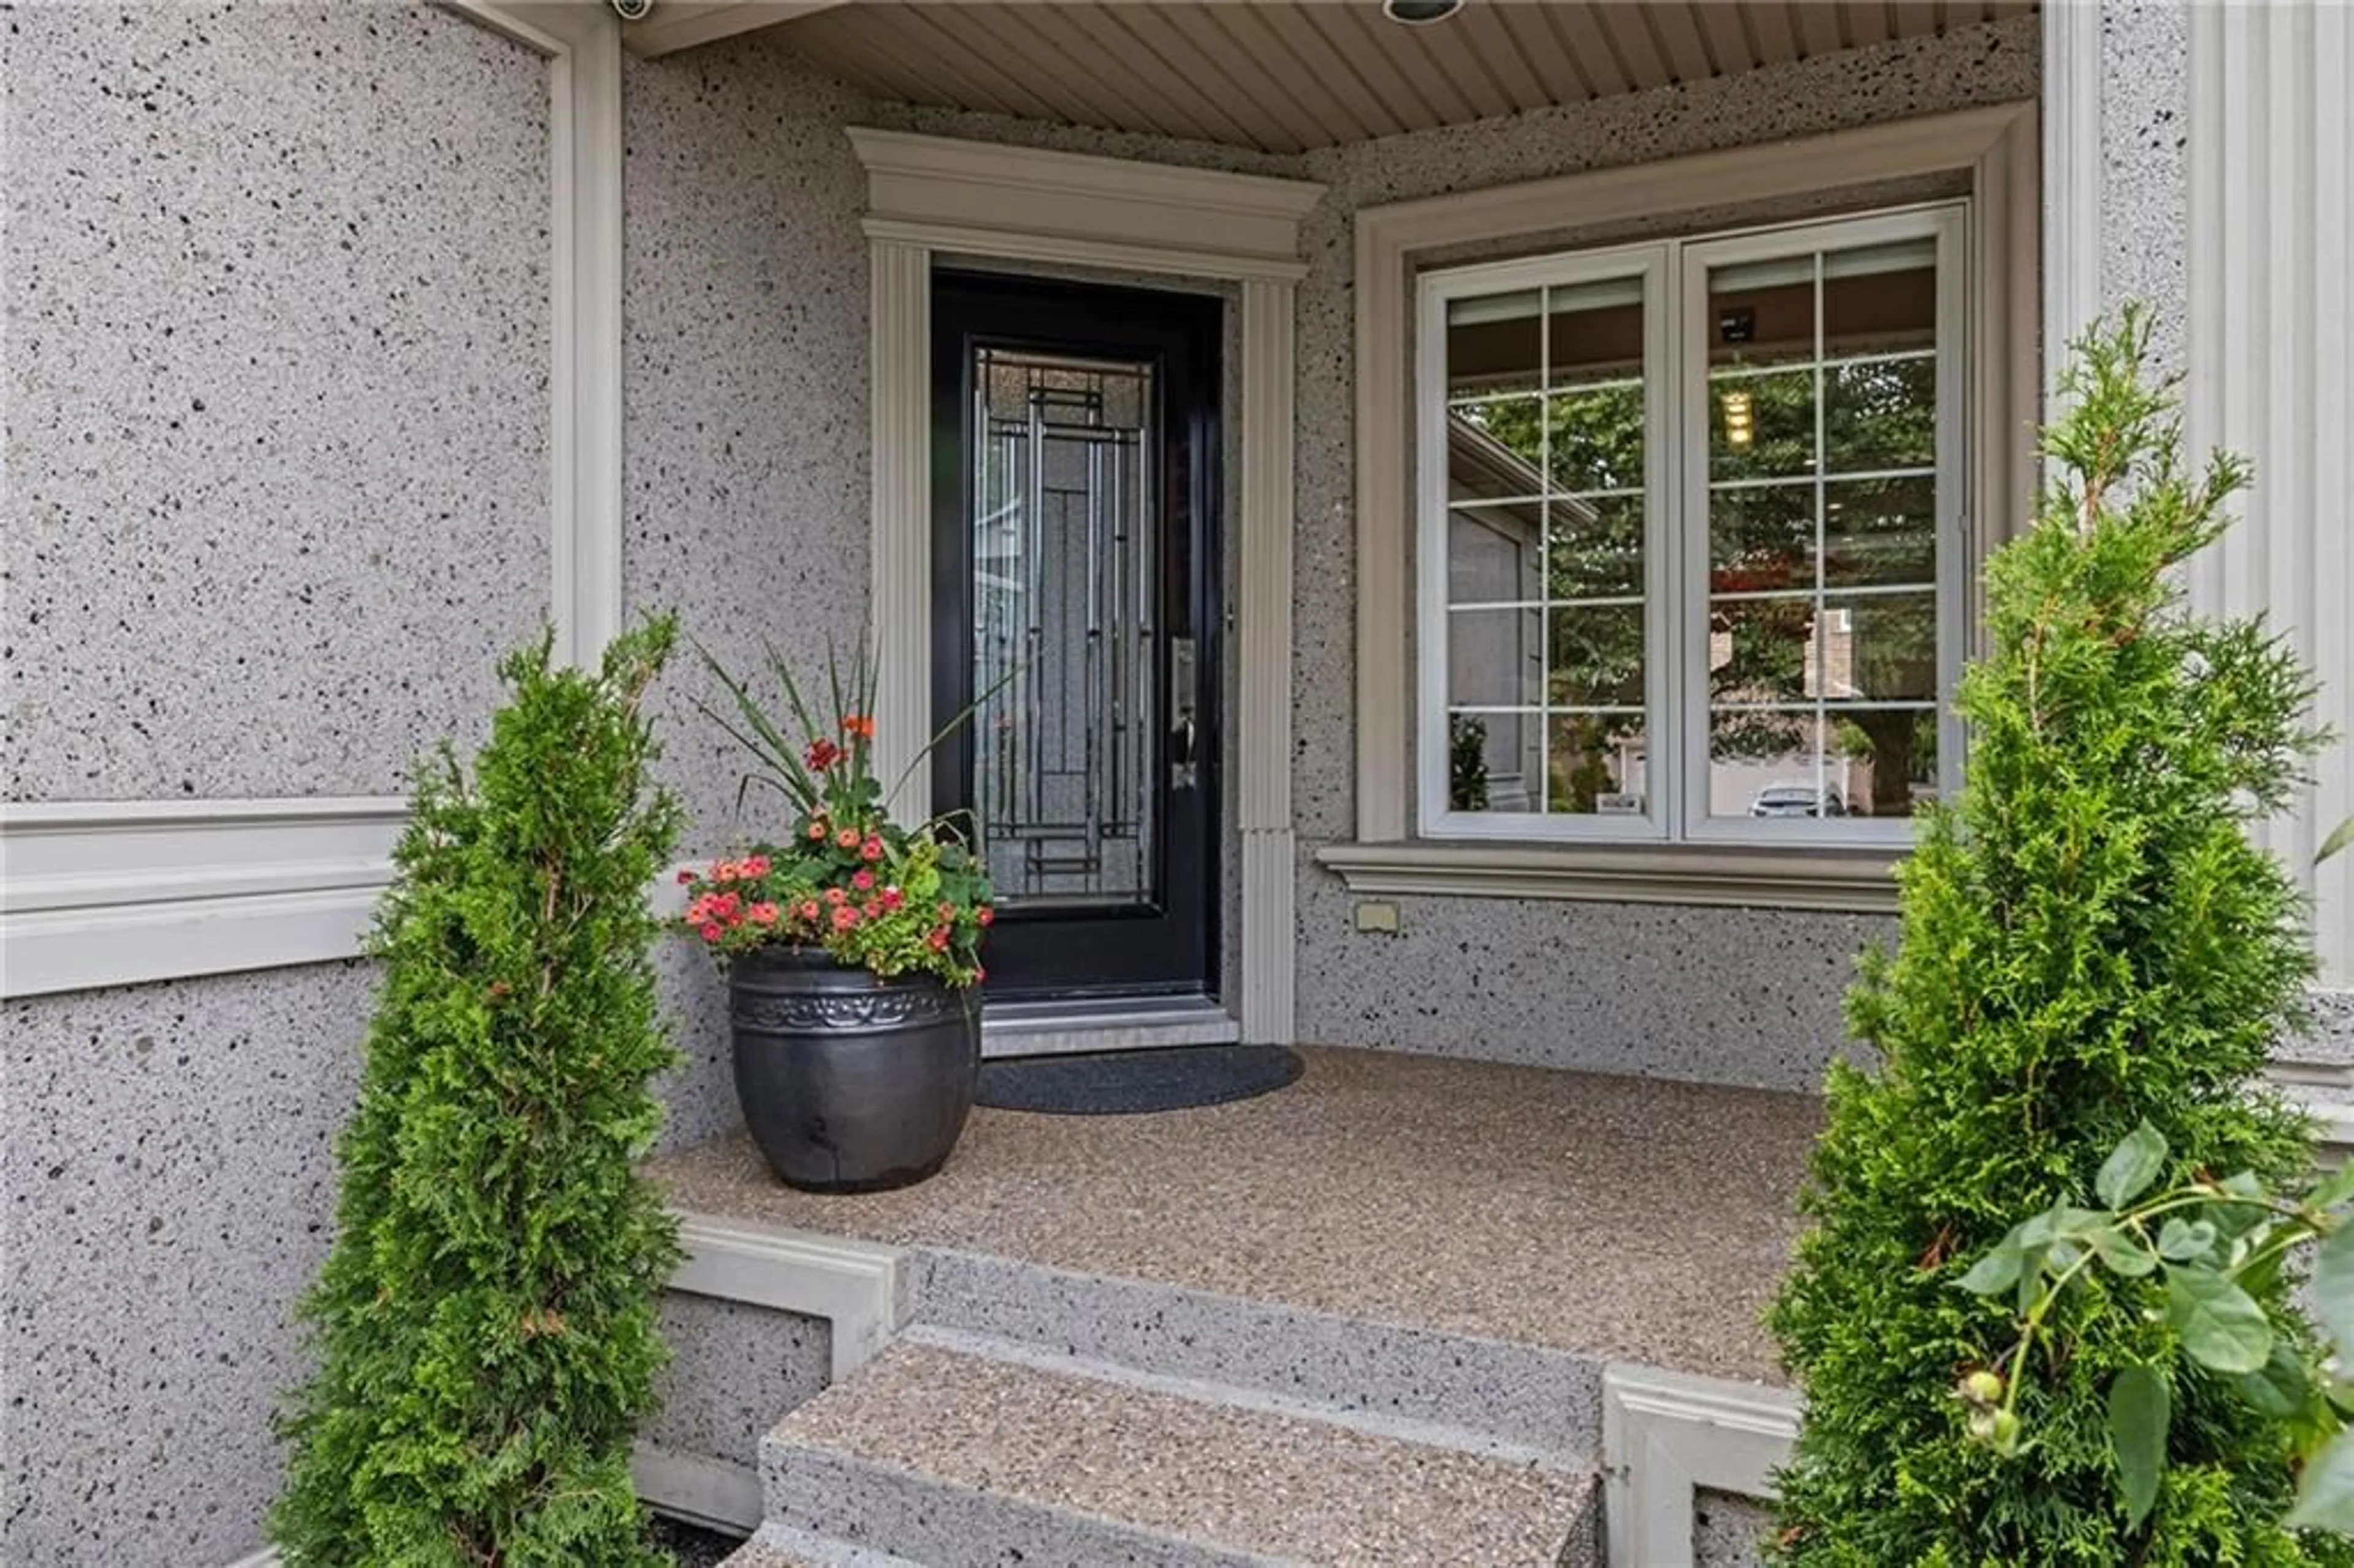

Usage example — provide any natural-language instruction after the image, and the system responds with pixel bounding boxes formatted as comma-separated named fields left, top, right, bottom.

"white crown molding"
left=1603, top=1365, right=1800, bottom=1568
left=1349, top=103, right=2038, bottom=845
left=437, top=0, right=625, bottom=668
left=850, top=131, right=1320, bottom=1043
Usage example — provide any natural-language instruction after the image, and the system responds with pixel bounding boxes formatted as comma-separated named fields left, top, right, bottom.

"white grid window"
left=1417, top=205, right=1967, bottom=846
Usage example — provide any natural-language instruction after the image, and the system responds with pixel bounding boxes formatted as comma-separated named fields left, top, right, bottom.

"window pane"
left=1824, top=357, right=1935, bottom=473
left=1708, top=482, right=1815, bottom=590
left=1823, top=239, right=1936, bottom=356
left=1547, top=384, right=1645, bottom=493
left=1708, top=596, right=1816, bottom=706
left=1823, top=476, right=1935, bottom=588
left=1707, top=708, right=1851, bottom=821
left=1547, top=604, right=1645, bottom=708
left=1835, top=708, right=1939, bottom=818
left=1550, top=493, right=1645, bottom=599
left=1447, top=711, right=1544, bottom=813
left=1824, top=592, right=1938, bottom=703
left=1449, top=398, right=1546, bottom=501
left=1446, top=290, right=1542, bottom=400
left=1449, top=506, right=1544, bottom=603
left=1548, top=277, right=1645, bottom=387
left=1448, top=607, right=1542, bottom=707
left=1548, top=714, right=1647, bottom=815
left=1710, top=368, right=1814, bottom=481
left=1707, top=254, right=1816, bottom=368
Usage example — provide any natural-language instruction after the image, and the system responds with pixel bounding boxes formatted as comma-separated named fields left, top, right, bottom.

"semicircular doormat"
left=977, top=1043, right=1305, bottom=1116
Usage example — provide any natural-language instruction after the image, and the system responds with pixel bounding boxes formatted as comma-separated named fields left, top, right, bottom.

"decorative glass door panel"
left=931, top=273, right=1221, bottom=1000
left=971, top=348, right=1157, bottom=909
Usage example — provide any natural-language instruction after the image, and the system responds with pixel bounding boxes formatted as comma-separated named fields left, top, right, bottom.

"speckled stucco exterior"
left=1, top=965, right=371, bottom=1567
left=1, top=2, right=553, bottom=802
left=647, top=1294, right=832, bottom=1471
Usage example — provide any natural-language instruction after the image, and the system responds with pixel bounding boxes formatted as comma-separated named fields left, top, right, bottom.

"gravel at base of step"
left=760, top=1335, right=1597, bottom=1567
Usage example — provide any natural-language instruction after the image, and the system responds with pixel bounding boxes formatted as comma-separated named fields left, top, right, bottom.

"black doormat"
left=977, top=1043, right=1305, bottom=1116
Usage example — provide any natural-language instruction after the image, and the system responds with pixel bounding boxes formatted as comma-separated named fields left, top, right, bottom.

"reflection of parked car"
left=1750, top=783, right=1848, bottom=818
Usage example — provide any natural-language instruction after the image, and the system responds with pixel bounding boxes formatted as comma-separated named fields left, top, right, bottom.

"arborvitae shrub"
left=271, top=620, right=685, bottom=1567
left=1768, top=314, right=2348, bottom=1566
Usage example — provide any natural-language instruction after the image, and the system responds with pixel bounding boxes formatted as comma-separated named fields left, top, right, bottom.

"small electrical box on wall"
left=1354, top=900, right=1402, bottom=935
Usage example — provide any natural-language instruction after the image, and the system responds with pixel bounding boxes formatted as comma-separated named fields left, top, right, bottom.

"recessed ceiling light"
left=1384, top=0, right=1466, bottom=25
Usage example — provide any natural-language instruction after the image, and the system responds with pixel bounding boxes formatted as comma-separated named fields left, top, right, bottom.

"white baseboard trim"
left=1602, top=1364, right=1800, bottom=1568
left=633, top=1442, right=764, bottom=1534
left=671, top=1214, right=901, bottom=1382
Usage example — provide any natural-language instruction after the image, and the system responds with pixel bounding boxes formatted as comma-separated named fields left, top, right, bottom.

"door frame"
left=927, top=271, right=1224, bottom=1000
left=848, top=127, right=1324, bottom=1043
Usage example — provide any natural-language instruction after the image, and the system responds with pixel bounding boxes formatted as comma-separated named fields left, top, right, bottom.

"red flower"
left=836, top=828, right=861, bottom=850
left=699, top=923, right=723, bottom=942
left=744, top=854, right=772, bottom=877
left=879, top=886, right=904, bottom=912
left=676, top=868, right=696, bottom=886
left=823, top=886, right=848, bottom=906
left=805, top=737, right=842, bottom=771
left=863, top=900, right=882, bottom=918
left=926, top=927, right=950, bottom=951
left=973, top=965, right=986, bottom=983
left=831, top=905, right=859, bottom=931
left=975, top=905, right=994, bottom=927
left=851, top=869, right=875, bottom=891
left=749, top=902, right=779, bottom=926
left=798, top=900, right=821, bottom=922
left=860, top=835, right=885, bottom=862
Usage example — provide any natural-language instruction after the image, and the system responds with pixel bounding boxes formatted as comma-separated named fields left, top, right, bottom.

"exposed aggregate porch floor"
left=648, top=1045, right=1821, bottom=1383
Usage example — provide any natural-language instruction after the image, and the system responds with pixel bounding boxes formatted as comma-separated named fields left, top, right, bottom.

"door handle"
left=1170, top=636, right=1198, bottom=791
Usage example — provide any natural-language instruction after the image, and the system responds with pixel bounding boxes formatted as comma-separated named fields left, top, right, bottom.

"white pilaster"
left=867, top=237, right=934, bottom=821
left=2188, top=0, right=2354, bottom=984
left=2041, top=0, right=2103, bottom=386
left=1239, top=276, right=1298, bottom=1045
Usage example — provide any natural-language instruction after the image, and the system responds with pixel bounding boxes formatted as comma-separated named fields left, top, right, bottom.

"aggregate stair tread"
left=757, top=1332, right=1598, bottom=1567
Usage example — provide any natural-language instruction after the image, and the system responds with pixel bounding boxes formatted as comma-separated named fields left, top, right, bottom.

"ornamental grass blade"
left=2097, top=1121, right=2168, bottom=1210
left=2166, top=1266, right=2274, bottom=1374
left=2108, top=1364, right=2169, bottom=1531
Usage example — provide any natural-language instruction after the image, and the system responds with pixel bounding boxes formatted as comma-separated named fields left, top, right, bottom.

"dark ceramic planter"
left=728, top=946, right=980, bottom=1193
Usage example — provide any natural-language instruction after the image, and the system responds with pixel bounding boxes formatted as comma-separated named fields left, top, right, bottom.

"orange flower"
left=836, top=828, right=861, bottom=850
left=798, top=900, right=821, bottom=922
left=840, top=714, right=875, bottom=739
left=831, top=905, right=859, bottom=931
left=749, top=902, right=779, bottom=925
left=823, top=886, right=848, bottom=906
left=807, top=820, right=827, bottom=841
left=975, top=905, right=994, bottom=927
left=744, top=854, right=772, bottom=877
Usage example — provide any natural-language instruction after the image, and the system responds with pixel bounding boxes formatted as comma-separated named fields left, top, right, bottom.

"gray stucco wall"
left=2, top=5, right=556, bottom=1563
left=2, top=966, right=371, bottom=1567
left=646, top=1295, right=832, bottom=1475
left=1, top=2, right=552, bottom=803
left=648, top=18, right=2038, bottom=1093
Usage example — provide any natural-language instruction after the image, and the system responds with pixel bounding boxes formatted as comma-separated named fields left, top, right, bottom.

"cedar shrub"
left=270, top=619, right=686, bottom=1567
left=1767, top=312, right=2348, bottom=1566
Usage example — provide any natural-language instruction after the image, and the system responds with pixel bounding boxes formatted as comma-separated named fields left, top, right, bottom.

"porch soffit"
left=627, top=1, right=2038, bottom=153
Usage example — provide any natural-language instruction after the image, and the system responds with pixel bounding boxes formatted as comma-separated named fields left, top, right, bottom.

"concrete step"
left=756, top=1330, right=1599, bottom=1567
left=904, top=1246, right=1602, bottom=1460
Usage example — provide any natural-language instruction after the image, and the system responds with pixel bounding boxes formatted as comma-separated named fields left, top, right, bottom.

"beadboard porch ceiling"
left=624, top=1, right=2038, bottom=153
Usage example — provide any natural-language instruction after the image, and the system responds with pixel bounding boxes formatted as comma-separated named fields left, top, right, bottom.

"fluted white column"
left=2187, top=0, right=2354, bottom=984
left=1239, top=276, right=1298, bottom=1045
left=867, top=236, right=932, bottom=822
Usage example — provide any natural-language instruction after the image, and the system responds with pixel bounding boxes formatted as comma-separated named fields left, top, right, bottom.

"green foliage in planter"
left=1767, top=312, right=2349, bottom=1566
left=270, top=620, right=686, bottom=1568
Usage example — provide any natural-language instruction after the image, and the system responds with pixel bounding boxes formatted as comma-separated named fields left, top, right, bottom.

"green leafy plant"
left=1955, top=1121, right=2354, bottom=1534
left=1767, top=310, right=2350, bottom=1564
left=270, top=618, right=687, bottom=1567
left=1449, top=714, right=1491, bottom=812
left=684, top=639, right=992, bottom=986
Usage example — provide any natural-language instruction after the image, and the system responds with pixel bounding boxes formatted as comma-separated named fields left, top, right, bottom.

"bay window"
left=1417, top=204, right=1965, bottom=847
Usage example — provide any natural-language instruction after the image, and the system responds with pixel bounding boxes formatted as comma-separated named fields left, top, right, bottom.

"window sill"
left=1313, top=839, right=1902, bottom=913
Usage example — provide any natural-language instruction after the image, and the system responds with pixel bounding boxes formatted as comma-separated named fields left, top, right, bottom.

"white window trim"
left=1333, top=102, right=2038, bottom=908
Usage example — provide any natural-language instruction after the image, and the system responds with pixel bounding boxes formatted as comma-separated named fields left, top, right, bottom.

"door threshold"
left=981, top=995, right=1241, bottom=1059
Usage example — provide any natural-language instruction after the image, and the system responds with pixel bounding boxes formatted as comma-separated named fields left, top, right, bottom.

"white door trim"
left=850, top=131, right=1324, bottom=1043
left=1602, top=1365, right=1801, bottom=1568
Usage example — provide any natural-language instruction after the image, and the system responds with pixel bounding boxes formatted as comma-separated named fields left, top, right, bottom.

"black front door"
left=931, top=272, right=1222, bottom=1002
